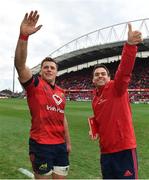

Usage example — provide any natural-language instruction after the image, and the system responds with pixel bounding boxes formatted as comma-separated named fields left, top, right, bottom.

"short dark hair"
left=41, top=57, right=58, bottom=70
left=93, top=64, right=110, bottom=77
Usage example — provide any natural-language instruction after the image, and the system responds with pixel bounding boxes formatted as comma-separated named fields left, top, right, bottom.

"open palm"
left=20, top=10, right=42, bottom=35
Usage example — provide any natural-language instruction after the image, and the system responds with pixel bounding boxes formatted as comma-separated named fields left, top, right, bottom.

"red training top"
left=23, top=75, right=66, bottom=144
left=92, top=43, right=137, bottom=154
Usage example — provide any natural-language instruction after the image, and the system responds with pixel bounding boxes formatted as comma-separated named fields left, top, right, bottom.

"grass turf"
left=0, top=99, right=148, bottom=179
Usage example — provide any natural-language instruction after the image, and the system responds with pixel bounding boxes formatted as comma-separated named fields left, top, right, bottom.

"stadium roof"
left=53, top=39, right=149, bottom=71
left=32, top=18, right=149, bottom=74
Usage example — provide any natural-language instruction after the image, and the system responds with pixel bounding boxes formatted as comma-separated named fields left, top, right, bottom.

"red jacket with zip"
left=92, top=43, right=137, bottom=154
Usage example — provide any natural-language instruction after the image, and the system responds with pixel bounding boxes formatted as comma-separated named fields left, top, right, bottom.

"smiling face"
left=40, top=60, right=58, bottom=85
left=92, top=67, right=110, bottom=88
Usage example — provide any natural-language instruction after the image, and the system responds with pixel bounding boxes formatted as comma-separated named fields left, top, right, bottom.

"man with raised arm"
left=90, top=24, right=142, bottom=179
left=15, top=11, right=71, bottom=179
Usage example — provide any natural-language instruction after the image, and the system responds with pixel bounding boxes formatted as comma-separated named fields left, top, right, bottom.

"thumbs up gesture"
left=127, top=23, right=143, bottom=45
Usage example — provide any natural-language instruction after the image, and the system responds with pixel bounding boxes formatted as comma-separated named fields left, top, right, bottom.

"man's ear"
left=92, top=78, right=95, bottom=84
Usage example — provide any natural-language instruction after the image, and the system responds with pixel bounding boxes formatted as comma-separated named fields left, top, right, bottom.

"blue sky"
left=0, top=0, right=149, bottom=92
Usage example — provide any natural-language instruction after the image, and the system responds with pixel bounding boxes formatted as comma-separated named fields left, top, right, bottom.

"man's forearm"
left=15, top=38, right=28, bottom=70
left=14, top=37, right=32, bottom=83
left=119, top=43, right=137, bottom=75
left=114, top=43, right=137, bottom=95
left=14, top=11, right=41, bottom=82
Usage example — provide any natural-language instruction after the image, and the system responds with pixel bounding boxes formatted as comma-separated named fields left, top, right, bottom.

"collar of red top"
left=93, top=85, right=105, bottom=96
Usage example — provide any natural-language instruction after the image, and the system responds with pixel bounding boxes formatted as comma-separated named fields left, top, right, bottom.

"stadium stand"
left=56, top=57, right=149, bottom=103
left=31, top=19, right=149, bottom=103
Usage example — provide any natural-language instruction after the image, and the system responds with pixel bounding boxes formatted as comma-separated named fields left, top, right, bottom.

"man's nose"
left=98, top=73, right=102, bottom=77
left=47, top=67, right=52, bottom=71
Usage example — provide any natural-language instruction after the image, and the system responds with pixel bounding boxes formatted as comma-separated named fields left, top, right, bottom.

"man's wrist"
left=19, top=34, right=29, bottom=41
left=127, top=41, right=134, bottom=45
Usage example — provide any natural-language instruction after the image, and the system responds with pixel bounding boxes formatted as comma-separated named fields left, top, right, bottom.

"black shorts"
left=29, top=138, right=69, bottom=176
left=100, top=149, right=138, bottom=179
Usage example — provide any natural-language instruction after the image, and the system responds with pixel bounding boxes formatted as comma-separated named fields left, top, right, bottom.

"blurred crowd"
left=57, top=57, right=149, bottom=103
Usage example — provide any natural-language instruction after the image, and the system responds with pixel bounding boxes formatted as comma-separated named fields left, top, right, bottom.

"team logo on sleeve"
left=52, top=94, right=62, bottom=105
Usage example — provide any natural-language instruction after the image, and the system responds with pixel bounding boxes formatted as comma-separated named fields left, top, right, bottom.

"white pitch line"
left=18, top=168, right=34, bottom=179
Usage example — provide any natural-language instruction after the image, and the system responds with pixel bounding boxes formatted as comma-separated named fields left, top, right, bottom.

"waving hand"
left=20, top=10, right=42, bottom=36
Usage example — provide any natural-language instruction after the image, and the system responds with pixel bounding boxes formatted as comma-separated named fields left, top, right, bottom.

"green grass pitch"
left=0, top=99, right=149, bottom=179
